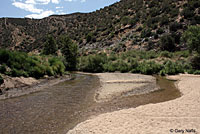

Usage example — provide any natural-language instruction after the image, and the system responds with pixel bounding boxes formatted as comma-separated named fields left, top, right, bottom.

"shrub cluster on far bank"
left=77, top=50, right=197, bottom=75
left=0, top=49, right=65, bottom=79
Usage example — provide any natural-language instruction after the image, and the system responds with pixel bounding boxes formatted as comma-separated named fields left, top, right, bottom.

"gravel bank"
left=68, top=74, right=200, bottom=134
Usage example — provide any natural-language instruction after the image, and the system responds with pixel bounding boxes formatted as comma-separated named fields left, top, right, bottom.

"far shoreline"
left=0, top=74, right=71, bottom=100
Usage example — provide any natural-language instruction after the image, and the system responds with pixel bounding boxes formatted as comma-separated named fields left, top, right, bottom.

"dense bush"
left=78, top=54, right=107, bottom=73
left=141, top=29, right=152, bottom=38
left=121, top=16, right=131, bottom=26
left=159, top=51, right=173, bottom=58
left=48, top=57, right=66, bottom=75
left=136, top=61, right=162, bottom=75
left=103, top=62, right=117, bottom=72
left=181, top=7, right=195, bottom=19
left=160, top=35, right=175, bottom=52
left=0, top=74, right=3, bottom=85
left=182, top=26, right=200, bottom=54
left=170, top=22, right=182, bottom=32
left=0, top=64, right=6, bottom=73
left=77, top=50, right=193, bottom=75
left=156, top=28, right=164, bottom=34
left=160, top=16, right=169, bottom=26
left=86, top=32, right=94, bottom=43
left=190, top=56, right=200, bottom=70
left=43, top=35, right=58, bottom=55
left=0, top=49, right=65, bottom=79
left=160, top=60, right=184, bottom=75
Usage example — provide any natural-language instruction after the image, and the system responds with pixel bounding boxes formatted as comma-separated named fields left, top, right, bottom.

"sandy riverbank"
left=68, top=73, right=200, bottom=134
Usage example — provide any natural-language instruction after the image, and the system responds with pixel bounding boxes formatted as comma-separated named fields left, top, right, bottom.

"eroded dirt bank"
left=68, top=74, right=200, bottom=134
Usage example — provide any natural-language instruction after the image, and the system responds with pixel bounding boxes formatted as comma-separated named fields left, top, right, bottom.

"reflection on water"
left=0, top=74, right=181, bottom=134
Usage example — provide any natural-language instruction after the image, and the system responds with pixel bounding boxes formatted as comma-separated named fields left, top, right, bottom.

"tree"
left=182, top=26, right=200, bottom=54
left=160, top=35, right=175, bottom=52
left=59, top=36, right=78, bottom=70
left=43, top=35, right=58, bottom=55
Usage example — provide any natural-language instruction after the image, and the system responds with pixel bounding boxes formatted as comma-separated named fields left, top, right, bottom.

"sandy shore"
left=68, top=74, right=200, bottom=134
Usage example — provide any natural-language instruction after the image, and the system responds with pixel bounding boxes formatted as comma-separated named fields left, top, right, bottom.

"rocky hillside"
left=0, top=0, right=200, bottom=54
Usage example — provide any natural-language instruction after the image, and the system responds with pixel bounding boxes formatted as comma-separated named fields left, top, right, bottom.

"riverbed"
left=0, top=74, right=180, bottom=134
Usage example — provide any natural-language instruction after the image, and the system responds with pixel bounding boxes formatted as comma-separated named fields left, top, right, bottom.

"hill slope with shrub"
left=0, top=0, right=200, bottom=53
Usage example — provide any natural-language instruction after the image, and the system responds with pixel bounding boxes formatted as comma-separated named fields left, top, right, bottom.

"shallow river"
left=0, top=74, right=181, bottom=134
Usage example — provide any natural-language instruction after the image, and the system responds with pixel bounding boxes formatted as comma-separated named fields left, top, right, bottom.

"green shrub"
left=141, top=29, right=152, bottom=38
left=190, top=56, right=200, bottom=70
left=169, top=8, right=179, bottom=18
left=78, top=54, right=107, bottom=73
left=103, top=62, right=117, bottom=72
left=174, top=50, right=190, bottom=58
left=160, top=35, right=176, bottom=52
left=169, top=22, right=182, bottom=32
left=129, top=58, right=139, bottom=73
left=121, top=16, right=131, bottom=26
left=49, top=57, right=65, bottom=75
left=43, top=35, right=58, bottom=55
left=0, top=64, right=7, bottom=73
left=11, top=69, right=29, bottom=77
left=0, top=74, right=3, bottom=85
left=160, top=16, right=169, bottom=26
left=29, top=65, right=46, bottom=79
left=160, top=60, right=184, bottom=75
left=182, top=26, right=200, bottom=54
left=0, top=49, right=11, bottom=63
left=86, top=32, right=94, bottom=43
left=137, top=61, right=162, bottom=75
left=181, top=7, right=195, bottom=19
left=116, top=59, right=130, bottom=73
left=108, top=53, right=117, bottom=61
left=156, top=28, right=164, bottom=34
left=0, top=49, right=65, bottom=79
left=136, top=26, right=143, bottom=31
left=193, top=70, right=200, bottom=75
left=159, top=51, right=173, bottom=58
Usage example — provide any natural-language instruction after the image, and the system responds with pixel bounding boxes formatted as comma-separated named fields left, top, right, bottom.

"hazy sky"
left=0, top=0, right=119, bottom=19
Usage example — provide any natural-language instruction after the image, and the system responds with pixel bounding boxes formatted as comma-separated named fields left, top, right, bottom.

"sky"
left=0, top=0, right=120, bottom=19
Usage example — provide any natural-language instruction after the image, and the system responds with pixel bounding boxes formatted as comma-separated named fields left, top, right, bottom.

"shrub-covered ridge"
left=1, top=0, right=200, bottom=54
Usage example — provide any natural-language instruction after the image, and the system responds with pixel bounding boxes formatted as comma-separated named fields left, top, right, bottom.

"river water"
left=0, top=74, right=181, bottom=134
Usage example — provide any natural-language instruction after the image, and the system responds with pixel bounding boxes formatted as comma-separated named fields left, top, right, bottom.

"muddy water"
left=0, top=74, right=181, bottom=134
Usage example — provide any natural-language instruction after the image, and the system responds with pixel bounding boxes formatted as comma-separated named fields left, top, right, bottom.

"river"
left=0, top=74, right=181, bottom=134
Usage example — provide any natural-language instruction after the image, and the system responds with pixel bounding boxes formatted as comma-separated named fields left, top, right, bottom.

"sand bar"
left=68, top=74, right=200, bottom=134
left=95, top=73, right=159, bottom=102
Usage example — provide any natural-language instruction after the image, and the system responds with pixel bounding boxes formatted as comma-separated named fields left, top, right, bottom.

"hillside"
left=0, top=0, right=200, bottom=54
